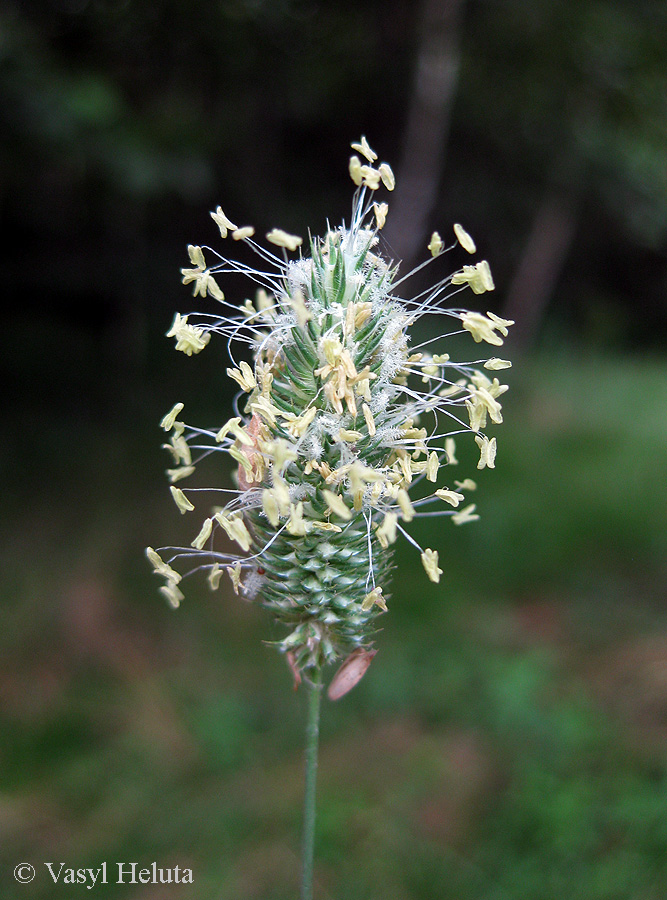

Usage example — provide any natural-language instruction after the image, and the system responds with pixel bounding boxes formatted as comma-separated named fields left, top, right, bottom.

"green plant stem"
left=301, top=667, right=322, bottom=900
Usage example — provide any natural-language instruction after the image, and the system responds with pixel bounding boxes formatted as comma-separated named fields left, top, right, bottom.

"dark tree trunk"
left=502, top=191, right=579, bottom=348
left=383, top=0, right=466, bottom=267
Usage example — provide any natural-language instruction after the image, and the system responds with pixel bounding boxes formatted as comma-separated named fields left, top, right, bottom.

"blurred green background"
left=3, top=1, right=667, bottom=898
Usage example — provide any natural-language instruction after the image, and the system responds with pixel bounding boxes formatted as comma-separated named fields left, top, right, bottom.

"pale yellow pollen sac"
left=370, top=481, right=385, bottom=503
left=455, top=478, right=477, bottom=491
left=373, top=202, right=388, bottom=229
left=453, top=223, right=476, bottom=254
left=435, top=488, right=465, bottom=507
left=160, top=402, right=184, bottom=431
left=271, top=475, right=291, bottom=515
left=354, top=303, right=373, bottom=329
left=311, top=521, right=343, bottom=533
left=266, top=228, right=303, bottom=252
left=262, top=489, right=281, bottom=527
left=318, top=461, right=333, bottom=481
left=186, top=243, right=205, bottom=268
left=421, top=362, right=439, bottom=382
left=376, top=512, right=398, bottom=549
left=166, top=313, right=212, bottom=355
left=362, top=402, right=376, bottom=436
left=286, top=501, right=310, bottom=536
left=250, top=396, right=280, bottom=427
left=208, top=563, right=223, bottom=591
left=433, top=353, right=450, bottom=364
left=360, top=164, right=382, bottom=190
left=460, top=311, right=504, bottom=346
left=163, top=433, right=191, bottom=465
left=452, top=504, right=480, bottom=526
left=439, top=378, right=467, bottom=398
left=426, top=451, right=440, bottom=482
left=321, top=333, right=342, bottom=367
left=263, top=439, right=298, bottom=474
left=216, top=416, right=242, bottom=443
left=475, top=434, right=497, bottom=470
left=486, top=311, right=514, bottom=336
left=475, top=385, right=504, bottom=424
left=210, top=207, right=237, bottom=237
left=226, top=561, right=242, bottom=594
left=484, top=357, right=512, bottom=370
left=289, top=289, right=312, bottom=327
left=338, top=428, right=363, bottom=443
left=428, top=232, right=444, bottom=257
left=465, top=397, right=487, bottom=433
left=214, top=512, right=252, bottom=551
left=354, top=377, right=372, bottom=402
left=180, top=246, right=224, bottom=301
left=361, top=586, right=387, bottom=612
left=452, top=261, right=495, bottom=295
left=256, top=289, right=275, bottom=321
left=378, top=163, right=395, bottom=191
left=146, top=547, right=182, bottom=584
left=191, top=517, right=213, bottom=550
left=226, top=360, right=256, bottom=393
left=349, top=154, right=363, bottom=186
left=240, top=298, right=258, bottom=319
left=397, top=488, right=415, bottom=522
left=170, top=485, right=195, bottom=514
left=256, top=361, right=274, bottom=394
left=350, top=136, right=378, bottom=163
left=323, top=489, right=353, bottom=521
left=421, top=548, right=443, bottom=584
left=445, top=437, right=458, bottom=465
left=339, top=347, right=357, bottom=379
left=232, top=226, right=255, bottom=241
left=396, top=455, right=413, bottom=485
left=160, top=582, right=184, bottom=609
left=323, top=379, right=344, bottom=415
left=167, top=465, right=196, bottom=484
left=284, top=405, right=317, bottom=438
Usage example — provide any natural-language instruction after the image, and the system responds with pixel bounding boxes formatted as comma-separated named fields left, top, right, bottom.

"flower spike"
left=148, top=139, right=513, bottom=685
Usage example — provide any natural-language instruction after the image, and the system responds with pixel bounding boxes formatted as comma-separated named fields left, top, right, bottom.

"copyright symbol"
left=14, top=864, right=35, bottom=883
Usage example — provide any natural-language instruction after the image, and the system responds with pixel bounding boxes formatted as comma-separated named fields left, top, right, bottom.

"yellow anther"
left=226, top=361, right=256, bottom=392
left=160, top=402, right=184, bottom=431
left=362, top=402, right=376, bottom=436
left=397, top=489, right=415, bottom=522
left=191, top=517, right=213, bottom=550
left=453, top=223, right=476, bottom=254
left=421, top=549, right=443, bottom=583
left=170, top=486, right=194, bottom=514
left=266, top=229, right=303, bottom=251
left=361, top=586, right=387, bottom=612
left=323, top=489, right=353, bottom=521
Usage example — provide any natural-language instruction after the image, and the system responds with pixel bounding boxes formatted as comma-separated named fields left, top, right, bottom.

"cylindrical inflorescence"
left=147, top=137, right=513, bottom=686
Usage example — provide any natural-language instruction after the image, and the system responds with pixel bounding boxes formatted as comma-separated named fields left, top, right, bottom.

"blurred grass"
left=2, top=351, right=667, bottom=899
